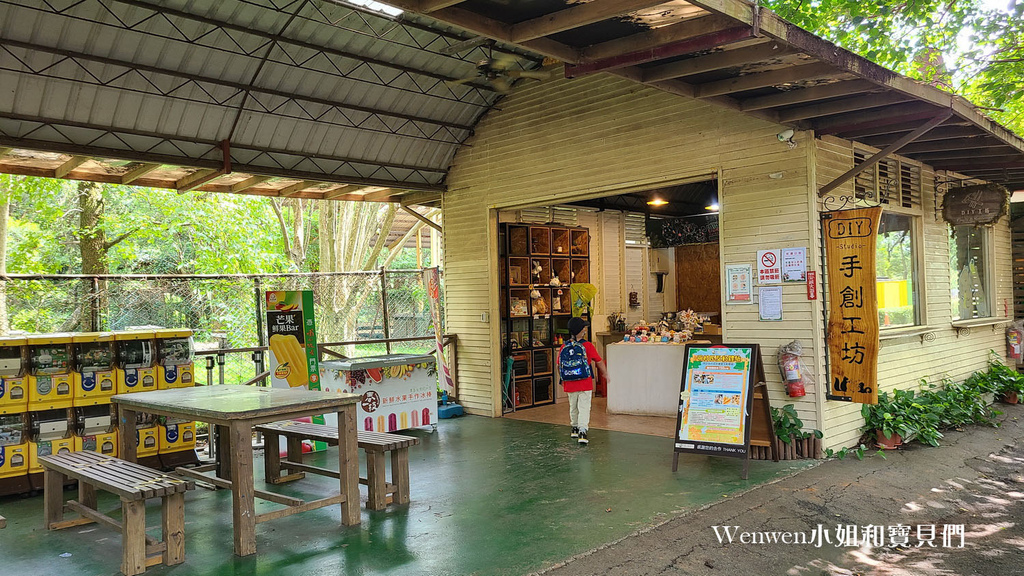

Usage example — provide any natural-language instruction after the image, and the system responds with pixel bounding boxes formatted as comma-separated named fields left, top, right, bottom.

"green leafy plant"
left=770, top=404, right=823, bottom=444
left=825, top=444, right=886, bottom=461
left=861, top=389, right=923, bottom=443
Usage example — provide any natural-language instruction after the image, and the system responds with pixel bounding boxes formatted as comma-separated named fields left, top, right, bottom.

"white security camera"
left=777, top=129, right=795, bottom=142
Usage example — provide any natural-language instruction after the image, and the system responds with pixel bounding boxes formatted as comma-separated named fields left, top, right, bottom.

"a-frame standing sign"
left=672, top=343, right=777, bottom=479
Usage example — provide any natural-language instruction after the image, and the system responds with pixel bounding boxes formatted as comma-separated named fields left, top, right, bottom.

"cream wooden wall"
left=815, top=135, right=1013, bottom=449
left=444, top=73, right=820, bottom=422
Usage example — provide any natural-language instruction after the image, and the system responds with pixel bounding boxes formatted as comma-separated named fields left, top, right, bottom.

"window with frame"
left=876, top=213, right=919, bottom=328
left=949, top=225, right=992, bottom=320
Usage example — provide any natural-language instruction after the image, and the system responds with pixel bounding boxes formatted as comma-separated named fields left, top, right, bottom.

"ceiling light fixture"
left=706, top=203, right=720, bottom=212
left=647, top=197, right=668, bottom=206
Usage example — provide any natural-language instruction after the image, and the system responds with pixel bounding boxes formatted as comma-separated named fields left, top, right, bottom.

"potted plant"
left=861, top=390, right=919, bottom=449
left=770, top=404, right=823, bottom=459
left=986, top=360, right=1024, bottom=404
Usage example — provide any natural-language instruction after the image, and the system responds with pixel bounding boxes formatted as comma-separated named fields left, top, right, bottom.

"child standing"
left=557, top=316, right=608, bottom=445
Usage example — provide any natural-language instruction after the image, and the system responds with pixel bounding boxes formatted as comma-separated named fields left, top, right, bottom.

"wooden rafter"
left=695, top=62, right=836, bottom=99
left=819, top=111, right=952, bottom=196
left=740, top=80, right=878, bottom=112
left=361, top=188, right=398, bottom=202
left=814, top=103, right=943, bottom=136
left=897, top=139, right=1010, bottom=155
left=176, top=169, right=222, bottom=193
left=121, top=163, right=161, bottom=185
left=643, top=41, right=796, bottom=83
left=277, top=180, right=317, bottom=197
left=511, top=1, right=668, bottom=43
left=0, top=147, right=11, bottom=158
left=569, top=25, right=752, bottom=76
left=402, top=205, right=442, bottom=232
left=419, top=0, right=466, bottom=12
left=53, top=155, right=89, bottom=178
left=323, top=185, right=358, bottom=200
left=858, top=126, right=983, bottom=147
left=230, top=175, right=271, bottom=193
left=579, top=14, right=739, bottom=63
left=777, top=92, right=913, bottom=123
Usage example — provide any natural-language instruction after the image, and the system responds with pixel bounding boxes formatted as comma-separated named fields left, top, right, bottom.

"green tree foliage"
left=762, top=0, right=1024, bottom=132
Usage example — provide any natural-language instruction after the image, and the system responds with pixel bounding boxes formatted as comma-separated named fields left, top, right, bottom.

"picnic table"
left=113, top=386, right=360, bottom=557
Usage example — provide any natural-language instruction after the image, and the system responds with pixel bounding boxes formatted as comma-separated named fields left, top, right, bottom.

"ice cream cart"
left=320, top=354, right=437, bottom=432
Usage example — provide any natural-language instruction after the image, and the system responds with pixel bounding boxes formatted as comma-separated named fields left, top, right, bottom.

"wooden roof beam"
left=419, top=0, right=466, bottom=12
left=935, top=160, right=1024, bottom=172
left=384, top=1, right=580, bottom=63
left=740, top=79, right=878, bottom=112
left=400, top=191, right=443, bottom=207
left=120, top=162, right=161, bottom=185
left=53, top=156, right=89, bottom=179
left=361, top=188, right=399, bottom=202
left=176, top=169, right=223, bottom=193
left=323, top=185, right=358, bottom=200
left=777, top=92, right=913, bottom=123
left=230, top=175, right=272, bottom=193
left=913, top=149, right=1023, bottom=163
left=858, top=126, right=983, bottom=147
left=512, top=1, right=669, bottom=43
left=695, top=62, right=836, bottom=99
left=0, top=147, right=11, bottom=158
left=834, top=118, right=970, bottom=139
left=581, top=14, right=739, bottom=62
left=898, top=139, right=1010, bottom=155
left=277, top=180, right=318, bottom=197
left=814, top=103, right=945, bottom=136
left=569, top=25, right=753, bottom=77
left=643, top=41, right=796, bottom=83
left=819, top=111, right=952, bottom=196
left=402, top=205, right=442, bottom=232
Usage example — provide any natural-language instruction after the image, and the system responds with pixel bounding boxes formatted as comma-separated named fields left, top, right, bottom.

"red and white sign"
left=757, top=249, right=781, bottom=284
left=807, top=271, right=817, bottom=300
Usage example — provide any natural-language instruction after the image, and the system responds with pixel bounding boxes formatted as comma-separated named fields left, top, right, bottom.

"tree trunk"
left=0, top=178, right=9, bottom=333
left=79, top=181, right=107, bottom=331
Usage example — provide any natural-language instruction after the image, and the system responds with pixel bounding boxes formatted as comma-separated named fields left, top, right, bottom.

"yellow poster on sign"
left=823, top=207, right=882, bottom=404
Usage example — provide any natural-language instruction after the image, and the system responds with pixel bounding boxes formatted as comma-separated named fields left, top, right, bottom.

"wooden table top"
left=111, top=385, right=358, bottom=421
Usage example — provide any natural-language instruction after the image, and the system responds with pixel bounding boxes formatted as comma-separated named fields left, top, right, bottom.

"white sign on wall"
left=757, top=249, right=781, bottom=284
left=782, top=247, right=807, bottom=282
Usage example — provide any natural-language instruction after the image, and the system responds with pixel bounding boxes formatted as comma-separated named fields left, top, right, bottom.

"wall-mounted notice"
left=757, top=250, right=781, bottom=284
left=782, top=247, right=807, bottom=282
left=807, top=271, right=818, bottom=300
left=758, top=286, right=783, bottom=321
left=725, top=264, right=752, bottom=304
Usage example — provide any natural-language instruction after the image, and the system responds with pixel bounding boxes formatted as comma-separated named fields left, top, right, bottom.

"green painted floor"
left=0, top=416, right=813, bottom=576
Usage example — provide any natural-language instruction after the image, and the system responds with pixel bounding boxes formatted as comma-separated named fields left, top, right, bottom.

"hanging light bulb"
left=647, top=197, right=668, bottom=206
left=705, top=203, right=720, bottom=211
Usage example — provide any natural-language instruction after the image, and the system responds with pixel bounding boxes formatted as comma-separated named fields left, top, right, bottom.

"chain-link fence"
left=1, top=269, right=446, bottom=384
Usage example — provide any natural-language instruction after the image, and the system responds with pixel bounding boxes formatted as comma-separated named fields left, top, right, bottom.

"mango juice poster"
left=266, top=290, right=321, bottom=391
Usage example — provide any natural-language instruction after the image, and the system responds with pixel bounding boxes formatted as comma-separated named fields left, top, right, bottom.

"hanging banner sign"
left=423, top=267, right=455, bottom=396
left=822, top=207, right=882, bottom=404
left=807, top=271, right=818, bottom=300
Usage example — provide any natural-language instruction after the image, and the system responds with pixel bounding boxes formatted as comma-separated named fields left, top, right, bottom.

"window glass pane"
left=950, top=226, right=989, bottom=320
left=876, top=213, right=917, bottom=327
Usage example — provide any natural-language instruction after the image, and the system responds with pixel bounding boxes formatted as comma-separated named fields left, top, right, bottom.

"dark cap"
left=567, top=317, right=589, bottom=335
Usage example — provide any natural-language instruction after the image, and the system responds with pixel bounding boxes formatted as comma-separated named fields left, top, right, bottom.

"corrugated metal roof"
left=0, top=0, right=546, bottom=201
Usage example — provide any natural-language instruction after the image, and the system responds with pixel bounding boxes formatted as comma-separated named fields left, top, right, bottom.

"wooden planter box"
left=749, top=436, right=822, bottom=460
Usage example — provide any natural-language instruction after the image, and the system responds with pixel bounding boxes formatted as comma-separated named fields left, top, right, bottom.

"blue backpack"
left=558, top=340, right=592, bottom=382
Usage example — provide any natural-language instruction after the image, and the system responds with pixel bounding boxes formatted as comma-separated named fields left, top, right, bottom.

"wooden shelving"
left=500, top=222, right=590, bottom=412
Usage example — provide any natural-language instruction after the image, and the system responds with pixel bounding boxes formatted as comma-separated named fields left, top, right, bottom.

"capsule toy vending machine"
left=27, top=333, right=74, bottom=411
left=115, top=331, right=157, bottom=394
left=0, top=412, right=30, bottom=495
left=28, top=407, right=75, bottom=489
left=156, top=329, right=195, bottom=389
left=72, top=332, right=116, bottom=406
left=0, top=336, right=28, bottom=415
left=74, top=404, right=117, bottom=457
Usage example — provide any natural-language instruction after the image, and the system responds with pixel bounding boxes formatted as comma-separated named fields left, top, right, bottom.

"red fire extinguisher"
left=1007, top=323, right=1024, bottom=363
left=778, top=341, right=806, bottom=397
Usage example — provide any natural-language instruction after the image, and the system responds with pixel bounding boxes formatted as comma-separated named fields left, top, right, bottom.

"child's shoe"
left=578, top=431, right=588, bottom=445
left=570, top=427, right=580, bottom=438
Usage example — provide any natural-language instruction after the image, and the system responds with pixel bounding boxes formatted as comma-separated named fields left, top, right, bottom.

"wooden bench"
left=0, top=514, right=5, bottom=529
left=39, top=450, right=194, bottom=576
left=255, top=421, right=419, bottom=511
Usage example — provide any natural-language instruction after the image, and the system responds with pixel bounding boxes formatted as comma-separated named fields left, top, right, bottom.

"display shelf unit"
left=500, top=222, right=590, bottom=412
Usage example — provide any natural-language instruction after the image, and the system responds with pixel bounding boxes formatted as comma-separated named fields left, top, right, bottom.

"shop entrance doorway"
left=498, top=178, right=721, bottom=437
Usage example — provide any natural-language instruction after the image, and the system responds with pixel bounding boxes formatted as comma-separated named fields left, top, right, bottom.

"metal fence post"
left=90, top=276, right=101, bottom=330
left=380, top=267, right=392, bottom=354
left=253, top=277, right=267, bottom=386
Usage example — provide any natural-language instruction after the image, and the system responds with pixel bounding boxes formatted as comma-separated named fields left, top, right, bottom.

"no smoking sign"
left=757, top=249, right=781, bottom=284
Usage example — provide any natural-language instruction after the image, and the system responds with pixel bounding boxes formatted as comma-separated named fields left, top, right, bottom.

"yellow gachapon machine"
left=72, top=332, right=116, bottom=405
left=0, top=335, right=28, bottom=414
left=156, top=329, right=195, bottom=389
left=27, top=333, right=74, bottom=411
left=0, top=413, right=29, bottom=495
left=115, top=330, right=157, bottom=394
left=27, top=408, right=75, bottom=488
left=74, top=404, right=117, bottom=457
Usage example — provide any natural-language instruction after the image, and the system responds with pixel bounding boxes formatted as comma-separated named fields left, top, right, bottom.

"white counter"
left=606, top=341, right=688, bottom=417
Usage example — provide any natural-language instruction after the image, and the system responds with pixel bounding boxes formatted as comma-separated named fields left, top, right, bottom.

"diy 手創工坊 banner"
left=822, top=207, right=882, bottom=404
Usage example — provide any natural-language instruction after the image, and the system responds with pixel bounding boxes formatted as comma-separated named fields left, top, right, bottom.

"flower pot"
left=1001, top=391, right=1019, bottom=404
left=875, top=430, right=903, bottom=450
